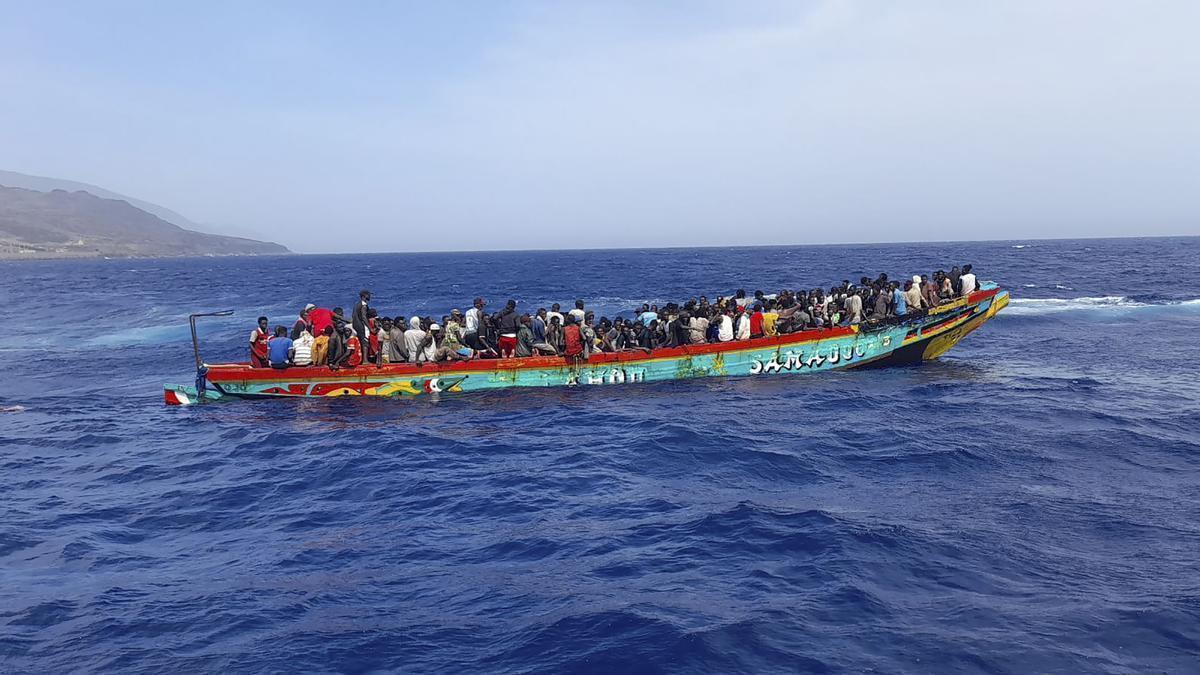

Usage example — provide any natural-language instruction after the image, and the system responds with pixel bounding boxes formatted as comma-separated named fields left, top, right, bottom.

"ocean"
left=1, top=237, right=1198, bottom=672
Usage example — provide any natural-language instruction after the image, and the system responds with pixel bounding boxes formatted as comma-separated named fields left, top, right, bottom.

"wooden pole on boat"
left=188, top=310, right=235, bottom=370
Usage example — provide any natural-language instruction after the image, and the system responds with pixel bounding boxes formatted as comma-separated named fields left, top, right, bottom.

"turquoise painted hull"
left=164, top=285, right=1008, bottom=405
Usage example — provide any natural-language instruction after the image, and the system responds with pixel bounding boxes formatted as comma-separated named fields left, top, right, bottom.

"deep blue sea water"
left=1, top=237, right=1199, bottom=673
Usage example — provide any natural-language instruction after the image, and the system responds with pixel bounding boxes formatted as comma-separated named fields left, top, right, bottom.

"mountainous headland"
left=0, top=170, right=288, bottom=259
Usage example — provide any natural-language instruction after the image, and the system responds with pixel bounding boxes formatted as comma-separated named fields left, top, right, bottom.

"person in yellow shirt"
left=762, top=300, right=780, bottom=337
left=311, top=325, right=332, bottom=366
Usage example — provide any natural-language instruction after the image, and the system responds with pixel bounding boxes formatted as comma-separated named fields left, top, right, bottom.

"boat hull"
left=164, top=285, right=1008, bottom=405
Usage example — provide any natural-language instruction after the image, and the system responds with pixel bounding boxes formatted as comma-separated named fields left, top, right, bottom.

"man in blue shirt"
left=268, top=326, right=295, bottom=369
left=891, top=283, right=907, bottom=317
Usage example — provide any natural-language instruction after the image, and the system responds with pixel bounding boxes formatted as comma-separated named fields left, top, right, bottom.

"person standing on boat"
left=563, top=314, right=585, bottom=363
left=496, top=300, right=521, bottom=358
left=249, top=316, right=271, bottom=368
left=352, top=290, right=371, bottom=361
left=291, top=304, right=315, bottom=340
left=569, top=300, right=587, bottom=326
left=948, top=266, right=962, bottom=296
left=959, top=264, right=977, bottom=296
left=309, top=305, right=334, bottom=337
left=464, top=297, right=486, bottom=350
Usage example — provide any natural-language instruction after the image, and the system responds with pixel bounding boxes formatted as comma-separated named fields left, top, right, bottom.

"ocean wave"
left=1005, top=296, right=1200, bottom=315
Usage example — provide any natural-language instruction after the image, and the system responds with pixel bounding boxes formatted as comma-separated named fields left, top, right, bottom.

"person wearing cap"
left=291, top=304, right=315, bottom=340
left=442, top=311, right=473, bottom=358
left=429, top=323, right=472, bottom=362
left=735, top=305, right=751, bottom=341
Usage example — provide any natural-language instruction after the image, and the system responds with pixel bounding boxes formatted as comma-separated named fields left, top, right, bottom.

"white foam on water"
left=1006, top=296, right=1200, bottom=316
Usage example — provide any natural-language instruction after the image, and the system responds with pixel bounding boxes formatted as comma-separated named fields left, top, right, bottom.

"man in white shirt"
left=717, top=312, right=734, bottom=342
left=463, top=297, right=485, bottom=349
left=292, top=329, right=315, bottom=366
left=568, top=299, right=586, bottom=325
left=735, top=309, right=751, bottom=340
left=959, top=264, right=978, bottom=296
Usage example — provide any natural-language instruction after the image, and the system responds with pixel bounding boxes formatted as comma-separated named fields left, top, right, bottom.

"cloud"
left=1, top=1, right=1197, bottom=251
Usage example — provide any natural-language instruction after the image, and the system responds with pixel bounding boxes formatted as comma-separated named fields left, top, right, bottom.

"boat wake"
left=1005, top=296, right=1200, bottom=316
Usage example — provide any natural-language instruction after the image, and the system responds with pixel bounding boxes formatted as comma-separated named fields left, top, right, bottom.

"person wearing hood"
left=404, top=317, right=433, bottom=364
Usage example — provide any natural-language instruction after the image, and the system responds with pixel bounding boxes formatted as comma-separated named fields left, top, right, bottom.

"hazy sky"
left=1, top=1, right=1197, bottom=252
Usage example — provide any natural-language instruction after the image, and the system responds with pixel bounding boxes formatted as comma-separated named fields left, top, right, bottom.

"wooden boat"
left=163, top=284, right=1008, bottom=405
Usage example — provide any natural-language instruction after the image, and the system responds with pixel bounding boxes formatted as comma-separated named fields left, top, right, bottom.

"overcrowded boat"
left=164, top=273, right=1008, bottom=405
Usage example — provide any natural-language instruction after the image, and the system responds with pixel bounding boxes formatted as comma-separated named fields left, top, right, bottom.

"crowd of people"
left=249, top=265, right=980, bottom=369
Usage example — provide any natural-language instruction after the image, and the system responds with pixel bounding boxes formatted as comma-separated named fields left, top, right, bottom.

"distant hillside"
left=0, top=169, right=214, bottom=234
left=0, top=184, right=289, bottom=259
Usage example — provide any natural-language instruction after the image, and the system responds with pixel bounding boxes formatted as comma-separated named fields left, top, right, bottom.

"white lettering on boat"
left=750, top=343, right=869, bottom=374
left=582, top=367, right=646, bottom=385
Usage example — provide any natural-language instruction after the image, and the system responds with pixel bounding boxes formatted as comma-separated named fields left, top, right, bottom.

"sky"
left=0, top=0, right=1197, bottom=253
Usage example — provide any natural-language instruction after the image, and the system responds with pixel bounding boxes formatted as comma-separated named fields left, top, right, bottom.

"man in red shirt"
left=309, top=306, right=334, bottom=337
left=749, top=304, right=765, bottom=338
left=563, top=314, right=585, bottom=362
left=249, top=316, right=271, bottom=368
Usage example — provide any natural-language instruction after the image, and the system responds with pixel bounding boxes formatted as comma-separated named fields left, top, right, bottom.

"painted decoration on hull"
left=164, top=286, right=1009, bottom=405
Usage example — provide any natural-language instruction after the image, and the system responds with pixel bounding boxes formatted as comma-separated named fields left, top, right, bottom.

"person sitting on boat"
left=637, top=304, right=657, bottom=326
left=892, top=282, right=908, bottom=317
left=749, top=304, right=765, bottom=339
left=376, top=317, right=394, bottom=365
left=342, top=324, right=363, bottom=368
left=843, top=289, right=864, bottom=325
left=440, top=315, right=475, bottom=359
left=426, top=324, right=472, bottom=362
left=404, top=317, right=433, bottom=364
left=922, top=275, right=941, bottom=308
left=312, top=325, right=332, bottom=366
left=689, top=310, right=709, bottom=345
left=364, top=308, right=380, bottom=364
left=959, top=264, right=977, bottom=296
left=327, top=324, right=348, bottom=369
left=249, top=316, right=271, bottom=368
left=292, top=327, right=314, bottom=367
left=267, top=326, right=294, bottom=369
left=385, top=316, right=407, bottom=364
left=516, top=314, right=557, bottom=357
left=735, top=306, right=751, bottom=341
left=903, top=279, right=924, bottom=311
left=291, top=304, right=315, bottom=340
left=763, top=301, right=780, bottom=336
